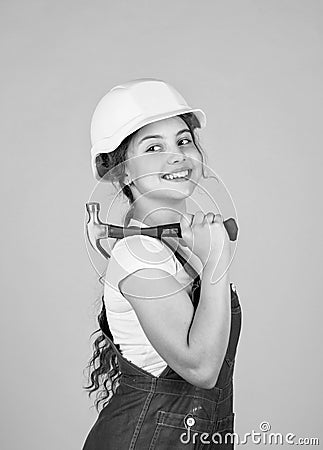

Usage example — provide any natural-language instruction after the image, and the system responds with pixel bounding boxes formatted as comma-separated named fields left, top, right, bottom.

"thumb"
left=178, top=213, right=194, bottom=246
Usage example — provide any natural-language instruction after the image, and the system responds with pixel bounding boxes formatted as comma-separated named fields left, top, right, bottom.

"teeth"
left=163, top=169, right=189, bottom=180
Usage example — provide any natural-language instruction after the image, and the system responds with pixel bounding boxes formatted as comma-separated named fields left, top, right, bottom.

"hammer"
left=86, top=202, right=238, bottom=260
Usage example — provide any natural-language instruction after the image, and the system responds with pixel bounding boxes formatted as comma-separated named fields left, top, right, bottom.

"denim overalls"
left=82, top=244, right=242, bottom=450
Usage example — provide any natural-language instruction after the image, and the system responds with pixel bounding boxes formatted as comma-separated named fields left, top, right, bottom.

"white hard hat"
left=90, top=78, right=207, bottom=181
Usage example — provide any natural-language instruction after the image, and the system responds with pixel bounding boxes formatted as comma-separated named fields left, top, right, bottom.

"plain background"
left=1, top=1, right=322, bottom=449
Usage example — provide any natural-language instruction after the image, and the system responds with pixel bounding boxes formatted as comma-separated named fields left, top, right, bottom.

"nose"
left=167, top=144, right=186, bottom=164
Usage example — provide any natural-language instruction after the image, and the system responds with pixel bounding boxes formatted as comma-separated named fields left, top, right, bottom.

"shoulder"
left=112, top=235, right=176, bottom=264
left=112, top=234, right=168, bottom=251
left=109, top=235, right=177, bottom=281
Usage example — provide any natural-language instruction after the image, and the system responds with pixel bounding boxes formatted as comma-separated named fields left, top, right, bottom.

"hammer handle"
left=108, top=218, right=238, bottom=241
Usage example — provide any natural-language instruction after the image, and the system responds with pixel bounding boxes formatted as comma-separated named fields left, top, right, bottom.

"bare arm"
left=119, top=249, right=231, bottom=389
left=187, top=253, right=231, bottom=388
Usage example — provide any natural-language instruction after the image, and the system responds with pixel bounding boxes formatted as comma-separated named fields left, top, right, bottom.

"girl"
left=82, top=78, right=242, bottom=449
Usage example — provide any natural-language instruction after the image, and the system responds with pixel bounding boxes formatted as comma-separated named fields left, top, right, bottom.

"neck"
left=132, top=207, right=189, bottom=248
left=131, top=198, right=187, bottom=228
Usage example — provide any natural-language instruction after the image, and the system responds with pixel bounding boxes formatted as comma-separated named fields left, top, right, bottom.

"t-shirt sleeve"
left=108, top=235, right=177, bottom=293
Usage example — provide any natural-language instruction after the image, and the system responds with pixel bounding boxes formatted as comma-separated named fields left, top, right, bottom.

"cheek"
left=132, top=164, right=160, bottom=183
left=138, top=155, right=163, bottom=176
left=188, top=147, right=203, bottom=166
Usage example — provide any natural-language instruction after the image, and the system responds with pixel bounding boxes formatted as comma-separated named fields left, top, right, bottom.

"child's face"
left=125, top=116, right=203, bottom=202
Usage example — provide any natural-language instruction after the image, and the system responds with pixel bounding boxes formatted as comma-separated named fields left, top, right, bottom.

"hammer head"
left=86, top=202, right=111, bottom=259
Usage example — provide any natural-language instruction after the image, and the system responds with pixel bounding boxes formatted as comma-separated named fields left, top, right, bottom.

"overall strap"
left=159, top=237, right=200, bottom=282
left=159, top=237, right=201, bottom=309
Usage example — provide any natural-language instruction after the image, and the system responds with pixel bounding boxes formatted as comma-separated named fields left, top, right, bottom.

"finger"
left=180, top=213, right=194, bottom=229
left=179, top=213, right=194, bottom=244
left=214, top=213, right=223, bottom=223
left=204, top=212, right=216, bottom=223
left=192, top=211, right=205, bottom=226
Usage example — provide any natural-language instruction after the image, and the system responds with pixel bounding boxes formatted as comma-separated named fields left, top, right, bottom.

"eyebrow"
left=138, top=128, right=191, bottom=145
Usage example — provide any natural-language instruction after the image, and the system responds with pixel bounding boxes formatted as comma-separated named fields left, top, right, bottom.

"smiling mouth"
left=161, top=169, right=192, bottom=181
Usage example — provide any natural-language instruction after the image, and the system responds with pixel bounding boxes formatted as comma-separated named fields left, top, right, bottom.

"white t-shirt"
left=104, top=217, right=199, bottom=376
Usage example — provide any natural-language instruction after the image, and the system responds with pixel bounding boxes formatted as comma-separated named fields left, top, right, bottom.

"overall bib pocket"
left=215, top=412, right=235, bottom=432
left=211, top=413, right=235, bottom=448
left=148, top=410, right=214, bottom=450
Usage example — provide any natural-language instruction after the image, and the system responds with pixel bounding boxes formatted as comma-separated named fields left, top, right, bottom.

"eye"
left=146, top=144, right=161, bottom=153
left=178, top=138, right=192, bottom=146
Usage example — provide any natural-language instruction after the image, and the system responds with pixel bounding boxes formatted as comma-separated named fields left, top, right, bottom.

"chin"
left=161, top=188, right=194, bottom=200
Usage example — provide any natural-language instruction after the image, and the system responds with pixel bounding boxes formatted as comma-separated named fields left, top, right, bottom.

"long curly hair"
left=83, top=112, right=208, bottom=412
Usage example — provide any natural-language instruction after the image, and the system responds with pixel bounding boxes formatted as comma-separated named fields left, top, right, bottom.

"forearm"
left=187, top=251, right=231, bottom=385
